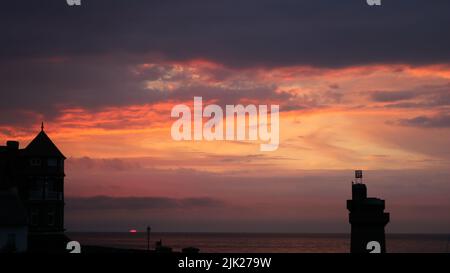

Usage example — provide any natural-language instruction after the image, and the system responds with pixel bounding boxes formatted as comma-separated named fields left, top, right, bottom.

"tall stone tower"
left=347, top=170, right=389, bottom=253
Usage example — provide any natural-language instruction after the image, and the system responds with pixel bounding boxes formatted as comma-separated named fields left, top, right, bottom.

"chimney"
left=6, top=140, right=19, bottom=151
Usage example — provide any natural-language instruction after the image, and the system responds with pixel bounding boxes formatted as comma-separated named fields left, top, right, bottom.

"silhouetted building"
left=0, top=124, right=68, bottom=252
left=347, top=170, right=389, bottom=253
left=0, top=190, right=28, bottom=252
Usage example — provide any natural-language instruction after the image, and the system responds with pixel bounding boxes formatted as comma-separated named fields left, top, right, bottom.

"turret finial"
left=41, top=121, right=44, bottom=132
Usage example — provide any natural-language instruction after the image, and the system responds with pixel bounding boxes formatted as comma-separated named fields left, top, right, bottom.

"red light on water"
left=129, top=229, right=137, bottom=233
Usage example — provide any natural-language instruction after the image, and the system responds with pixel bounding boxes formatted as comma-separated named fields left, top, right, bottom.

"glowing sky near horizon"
left=1, top=0, right=450, bottom=233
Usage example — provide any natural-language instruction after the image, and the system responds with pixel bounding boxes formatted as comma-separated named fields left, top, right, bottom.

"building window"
left=30, top=179, right=44, bottom=200
left=6, top=234, right=17, bottom=250
left=30, top=158, right=41, bottom=166
left=44, top=180, right=59, bottom=200
left=47, top=210, right=55, bottom=226
left=30, top=209, right=39, bottom=226
left=47, top=158, right=57, bottom=167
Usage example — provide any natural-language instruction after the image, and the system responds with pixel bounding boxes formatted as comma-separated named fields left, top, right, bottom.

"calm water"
left=67, top=232, right=450, bottom=253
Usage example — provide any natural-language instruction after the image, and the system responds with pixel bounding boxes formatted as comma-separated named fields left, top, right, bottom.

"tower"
left=0, top=124, right=68, bottom=252
left=20, top=125, right=66, bottom=234
left=346, top=170, right=389, bottom=253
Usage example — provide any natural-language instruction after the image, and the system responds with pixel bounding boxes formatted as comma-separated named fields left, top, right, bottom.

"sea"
left=66, top=233, right=450, bottom=253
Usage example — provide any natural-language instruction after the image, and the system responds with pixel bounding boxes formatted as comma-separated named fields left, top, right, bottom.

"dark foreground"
left=2, top=253, right=449, bottom=273
left=67, top=232, right=450, bottom=253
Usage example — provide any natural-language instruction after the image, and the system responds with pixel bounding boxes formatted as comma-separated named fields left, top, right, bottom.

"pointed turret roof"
left=23, top=126, right=66, bottom=159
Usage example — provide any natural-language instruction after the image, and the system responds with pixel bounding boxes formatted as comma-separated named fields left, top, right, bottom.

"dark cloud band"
left=1, top=0, right=450, bottom=67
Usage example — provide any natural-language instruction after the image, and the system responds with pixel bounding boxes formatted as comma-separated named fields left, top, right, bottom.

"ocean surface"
left=67, top=233, right=450, bottom=253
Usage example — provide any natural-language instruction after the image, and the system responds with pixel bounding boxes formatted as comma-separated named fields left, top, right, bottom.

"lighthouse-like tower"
left=347, top=170, right=389, bottom=253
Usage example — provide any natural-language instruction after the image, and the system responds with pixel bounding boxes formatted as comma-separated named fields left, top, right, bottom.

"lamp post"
left=147, top=226, right=151, bottom=252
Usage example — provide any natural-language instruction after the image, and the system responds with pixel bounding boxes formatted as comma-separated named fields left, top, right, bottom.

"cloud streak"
left=370, top=90, right=418, bottom=102
left=66, top=196, right=225, bottom=210
left=398, top=113, right=450, bottom=128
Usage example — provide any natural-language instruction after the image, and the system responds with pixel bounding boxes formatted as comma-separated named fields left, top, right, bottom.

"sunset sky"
left=1, top=0, right=450, bottom=233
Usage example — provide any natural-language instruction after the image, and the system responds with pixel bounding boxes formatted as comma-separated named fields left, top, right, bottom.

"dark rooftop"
left=22, top=130, right=66, bottom=159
